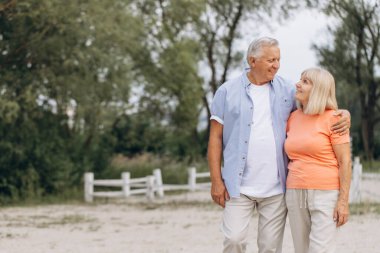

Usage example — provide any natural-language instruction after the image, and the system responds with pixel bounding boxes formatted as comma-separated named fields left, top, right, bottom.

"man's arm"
left=331, top=110, right=351, bottom=135
left=332, top=142, right=352, bottom=227
left=208, top=120, right=229, bottom=208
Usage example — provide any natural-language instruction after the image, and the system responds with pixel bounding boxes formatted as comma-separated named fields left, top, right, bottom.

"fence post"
left=350, top=156, right=362, bottom=203
left=153, top=168, right=164, bottom=198
left=122, top=172, right=131, bottom=197
left=146, top=176, right=155, bottom=201
left=84, top=172, right=94, bottom=203
left=188, top=167, right=196, bottom=192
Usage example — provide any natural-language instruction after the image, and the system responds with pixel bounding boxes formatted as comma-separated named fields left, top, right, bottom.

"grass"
left=4, top=213, right=97, bottom=229
left=108, top=153, right=209, bottom=185
left=361, top=159, right=380, bottom=173
left=130, top=197, right=218, bottom=211
left=0, top=232, right=26, bottom=239
left=350, top=202, right=380, bottom=215
left=36, top=214, right=97, bottom=228
left=0, top=188, right=85, bottom=207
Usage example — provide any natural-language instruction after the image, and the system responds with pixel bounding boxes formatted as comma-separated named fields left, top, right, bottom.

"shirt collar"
left=242, top=69, right=274, bottom=88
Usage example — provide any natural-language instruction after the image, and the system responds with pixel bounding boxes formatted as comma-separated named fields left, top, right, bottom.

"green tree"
left=313, top=0, right=380, bottom=160
left=123, top=0, right=305, bottom=159
left=0, top=0, right=143, bottom=200
left=121, top=0, right=206, bottom=159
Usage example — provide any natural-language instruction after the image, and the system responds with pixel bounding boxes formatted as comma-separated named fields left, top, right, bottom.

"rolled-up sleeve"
left=210, top=86, right=226, bottom=125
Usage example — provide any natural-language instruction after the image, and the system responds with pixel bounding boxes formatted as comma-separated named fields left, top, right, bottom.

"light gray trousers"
left=221, top=193, right=287, bottom=253
left=286, top=189, right=339, bottom=253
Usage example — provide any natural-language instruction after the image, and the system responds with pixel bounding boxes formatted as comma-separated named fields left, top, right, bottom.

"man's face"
left=249, top=46, right=280, bottom=82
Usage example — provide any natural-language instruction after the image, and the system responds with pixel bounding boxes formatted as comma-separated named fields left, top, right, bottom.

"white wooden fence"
left=84, top=167, right=211, bottom=203
left=349, top=156, right=362, bottom=203
left=162, top=167, right=211, bottom=192
left=84, top=157, right=367, bottom=203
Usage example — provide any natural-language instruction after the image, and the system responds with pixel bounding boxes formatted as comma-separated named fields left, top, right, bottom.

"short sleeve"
left=286, top=111, right=296, bottom=133
left=210, top=86, right=226, bottom=125
left=329, top=114, right=350, bottom=145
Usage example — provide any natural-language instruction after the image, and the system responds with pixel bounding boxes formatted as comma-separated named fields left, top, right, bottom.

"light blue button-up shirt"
left=210, top=72, right=296, bottom=198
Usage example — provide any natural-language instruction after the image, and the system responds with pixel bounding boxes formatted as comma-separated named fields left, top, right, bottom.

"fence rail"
left=84, top=167, right=211, bottom=202
left=362, top=172, right=380, bottom=180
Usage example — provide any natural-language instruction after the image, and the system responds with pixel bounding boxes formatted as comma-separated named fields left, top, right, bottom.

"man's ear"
left=248, top=56, right=256, bottom=68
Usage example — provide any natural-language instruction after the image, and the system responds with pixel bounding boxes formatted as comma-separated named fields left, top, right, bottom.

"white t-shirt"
left=240, top=83, right=283, bottom=198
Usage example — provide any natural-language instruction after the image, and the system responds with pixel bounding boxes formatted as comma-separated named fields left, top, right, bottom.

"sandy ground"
left=0, top=179, right=379, bottom=253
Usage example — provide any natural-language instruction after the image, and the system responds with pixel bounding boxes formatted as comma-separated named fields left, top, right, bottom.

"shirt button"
left=248, top=124, right=250, bottom=126
left=245, top=140, right=248, bottom=144
left=239, top=173, right=242, bottom=176
left=250, top=107, right=253, bottom=109
left=242, top=157, right=245, bottom=160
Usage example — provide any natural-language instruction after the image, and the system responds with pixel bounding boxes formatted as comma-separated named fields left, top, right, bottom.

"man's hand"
left=333, top=200, right=349, bottom=227
left=331, top=110, right=351, bottom=135
left=211, top=180, right=230, bottom=208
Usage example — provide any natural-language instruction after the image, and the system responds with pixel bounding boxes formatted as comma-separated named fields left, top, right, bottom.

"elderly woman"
left=285, top=67, right=351, bottom=253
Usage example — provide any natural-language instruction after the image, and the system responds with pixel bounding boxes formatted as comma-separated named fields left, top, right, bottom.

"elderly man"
left=208, top=37, right=350, bottom=253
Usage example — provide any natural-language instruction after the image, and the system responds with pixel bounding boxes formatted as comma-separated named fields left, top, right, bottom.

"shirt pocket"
left=225, top=97, right=241, bottom=119
left=279, top=95, right=292, bottom=121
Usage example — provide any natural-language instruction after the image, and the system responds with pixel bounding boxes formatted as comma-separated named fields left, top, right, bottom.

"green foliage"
left=350, top=202, right=380, bottom=215
left=361, top=159, right=380, bottom=173
left=0, top=0, right=139, bottom=202
left=112, top=113, right=167, bottom=156
left=312, top=0, right=380, bottom=160
left=108, top=153, right=209, bottom=185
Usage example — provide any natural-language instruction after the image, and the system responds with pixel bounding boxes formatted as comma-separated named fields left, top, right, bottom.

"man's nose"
left=273, top=61, right=280, bottom=69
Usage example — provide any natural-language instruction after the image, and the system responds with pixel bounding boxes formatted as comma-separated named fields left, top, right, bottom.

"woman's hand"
left=334, top=200, right=349, bottom=227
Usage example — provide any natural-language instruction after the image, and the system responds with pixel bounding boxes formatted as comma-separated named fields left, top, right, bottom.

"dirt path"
left=0, top=191, right=379, bottom=253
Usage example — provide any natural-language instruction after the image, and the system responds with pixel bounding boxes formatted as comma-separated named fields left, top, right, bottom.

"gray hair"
left=246, top=37, right=279, bottom=61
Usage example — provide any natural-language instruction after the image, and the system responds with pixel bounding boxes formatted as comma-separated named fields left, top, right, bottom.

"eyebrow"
left=303, top=77, right=312, bottom=83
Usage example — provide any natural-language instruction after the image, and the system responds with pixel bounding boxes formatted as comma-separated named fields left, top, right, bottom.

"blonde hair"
left=298, top=67, right=338, bottom=115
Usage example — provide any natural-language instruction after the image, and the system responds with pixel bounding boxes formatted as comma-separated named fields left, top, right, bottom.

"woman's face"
left=295, top=75, right=313, bottom=105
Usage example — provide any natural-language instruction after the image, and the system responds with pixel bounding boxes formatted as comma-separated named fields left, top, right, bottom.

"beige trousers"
left=221, top=193, right=287, bottom=253
left=286, top=189, right=339, bottom=253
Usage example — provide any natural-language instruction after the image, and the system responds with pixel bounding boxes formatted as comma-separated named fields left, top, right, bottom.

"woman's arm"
left=332, top=143, right=352, bottom=227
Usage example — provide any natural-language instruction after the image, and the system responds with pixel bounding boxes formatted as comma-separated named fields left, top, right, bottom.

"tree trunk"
left=361, top=118, right=373, bottom=161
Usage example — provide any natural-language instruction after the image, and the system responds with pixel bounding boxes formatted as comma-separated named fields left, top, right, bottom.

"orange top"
left=284, top=109, right=350, bottom=190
